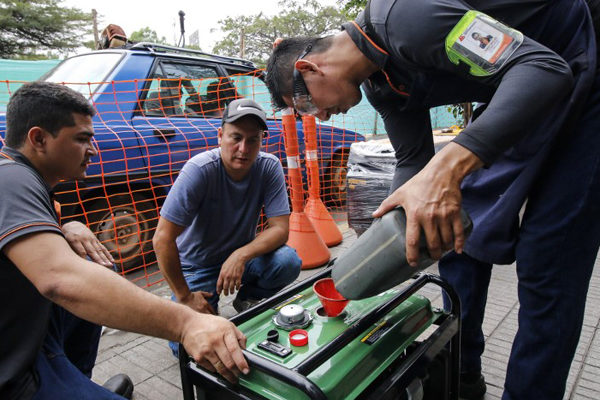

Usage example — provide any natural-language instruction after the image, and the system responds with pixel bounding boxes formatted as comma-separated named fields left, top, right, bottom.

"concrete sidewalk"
left=92, top=223, right=600, bottom=399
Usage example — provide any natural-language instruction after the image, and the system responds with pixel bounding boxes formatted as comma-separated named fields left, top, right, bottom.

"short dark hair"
left=265, top=36, right=334, bottom=110
left=5, top=81, right=95, bottom=148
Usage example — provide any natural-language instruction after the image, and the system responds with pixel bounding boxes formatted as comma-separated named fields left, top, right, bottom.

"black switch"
left=257, top=340, right=291, bottom=358
left=267, top=329, right=279, bottom=343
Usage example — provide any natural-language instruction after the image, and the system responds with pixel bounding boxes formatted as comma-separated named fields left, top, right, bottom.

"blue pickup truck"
left=0, top=43, right=364, bottom=272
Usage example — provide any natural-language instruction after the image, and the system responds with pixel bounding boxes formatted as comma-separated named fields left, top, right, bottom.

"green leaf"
left=0, top=0, right=92, bottom=58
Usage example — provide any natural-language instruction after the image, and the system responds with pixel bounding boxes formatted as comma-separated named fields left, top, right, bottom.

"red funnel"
left=313, top=278, right=349, bottom=317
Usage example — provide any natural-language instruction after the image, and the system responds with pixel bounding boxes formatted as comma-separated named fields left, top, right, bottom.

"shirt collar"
left=341, top=18, right=388, bottom=69
left=0, top=146, right=54, bottom=193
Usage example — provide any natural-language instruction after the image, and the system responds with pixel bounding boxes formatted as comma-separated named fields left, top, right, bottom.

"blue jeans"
left=169, top=245, right=301, bottom=355
left=439, top=67, right=600, bottom=399
left=30, top=305, right=123, bottom=400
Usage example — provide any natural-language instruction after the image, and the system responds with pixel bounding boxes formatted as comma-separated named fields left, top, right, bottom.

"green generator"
left=179, top=267, right=461, bottom=400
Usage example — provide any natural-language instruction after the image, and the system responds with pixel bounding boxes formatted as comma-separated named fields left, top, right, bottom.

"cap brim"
left=224, top=110, right=268, bottom=131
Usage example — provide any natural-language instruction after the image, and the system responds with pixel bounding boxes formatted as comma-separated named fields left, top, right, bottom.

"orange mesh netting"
left=0, top=72, right=369, bottom=287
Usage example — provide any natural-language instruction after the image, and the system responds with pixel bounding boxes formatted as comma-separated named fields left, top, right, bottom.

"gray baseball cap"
left=222, top=98, right=268, bottom=131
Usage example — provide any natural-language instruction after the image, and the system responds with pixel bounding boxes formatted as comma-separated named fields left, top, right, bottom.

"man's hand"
left=179, top=291, right=216, bottom=315
left=372, top=142, right=482, bottom=266
left=181, top=313, right=249, bottom=384
left=61, top=221, right=114, bottom=267
left=217, top=250, right=247, bottom=296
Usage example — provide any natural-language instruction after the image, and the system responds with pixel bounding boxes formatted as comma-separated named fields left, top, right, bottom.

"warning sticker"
left=361, top=320, right=390, bottom=345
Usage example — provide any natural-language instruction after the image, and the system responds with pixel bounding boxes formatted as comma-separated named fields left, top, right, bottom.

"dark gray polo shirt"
left=0, top=146, right=63, bottom=398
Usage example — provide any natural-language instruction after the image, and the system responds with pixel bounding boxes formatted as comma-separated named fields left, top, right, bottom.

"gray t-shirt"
left=160, top=148, right=290, bottom=266
left=0, top=147, right=63, bottom=397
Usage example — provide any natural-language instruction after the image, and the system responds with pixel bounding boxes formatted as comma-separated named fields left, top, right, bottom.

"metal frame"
left=130, top=42, right=256, bottom=68
left=179, top=265, right=461, bottom=400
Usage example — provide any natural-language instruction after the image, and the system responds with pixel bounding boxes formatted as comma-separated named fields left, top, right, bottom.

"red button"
left=289, top=329, right=308, bottom=347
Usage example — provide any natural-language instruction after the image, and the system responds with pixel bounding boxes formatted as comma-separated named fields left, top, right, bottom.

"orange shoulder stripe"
left=0, top=222, right=61, bottom=244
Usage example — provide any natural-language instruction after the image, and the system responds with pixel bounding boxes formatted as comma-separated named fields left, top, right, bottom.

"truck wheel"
left=87, top=192, right=158, bottom=272
left=324, top=151, right=348, bottom=208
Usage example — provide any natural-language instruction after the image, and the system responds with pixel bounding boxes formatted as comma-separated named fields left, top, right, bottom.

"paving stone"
left=485, top=383, right=504, bottom=398
left=94, top=347, right=118, bottom=364
left=571, top=393, right=596, bottom=400
left=120, top=341, right=177, bottom=375
left=131, top=393, right=151, bottom=400
left=92, top=354, right=154, bottom=386
left=574, top=385, right=600, bottom=399
left=134, top=376, right=182, bottom=400
left=578, top=375, right=600, bottom=392
left=160, top=363, right=183, bottom=389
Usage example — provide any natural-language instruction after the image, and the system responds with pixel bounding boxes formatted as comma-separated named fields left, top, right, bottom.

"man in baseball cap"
left=154, top=97, right=301, bottom=356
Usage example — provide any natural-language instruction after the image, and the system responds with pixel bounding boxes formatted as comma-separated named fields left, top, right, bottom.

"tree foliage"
left=338, top=0, right=367, bottom=19
left=0, top=0, right=91, bottom=58
left=129, top=27, right=168, bottom=45
left=212, top=0, right=347, bottom=67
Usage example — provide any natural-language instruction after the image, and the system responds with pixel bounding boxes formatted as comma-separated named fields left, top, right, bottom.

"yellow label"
left=360, top=320, right=388, bottom=343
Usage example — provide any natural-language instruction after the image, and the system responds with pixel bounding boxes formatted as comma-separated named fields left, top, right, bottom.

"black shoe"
left=459, top=372, right=486, bottom=400
left=102, top=373, right=134, bottom=399
left=233, top=295, right=262, bottom=313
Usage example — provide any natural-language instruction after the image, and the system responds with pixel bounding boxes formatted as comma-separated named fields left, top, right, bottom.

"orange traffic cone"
left=281, top=109, right=330, bottom=269
left=302, top=115, right=343, bottom=247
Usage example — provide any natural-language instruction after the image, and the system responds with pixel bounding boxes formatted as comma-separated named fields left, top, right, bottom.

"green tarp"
left=0, top=59, right=61, bottom=111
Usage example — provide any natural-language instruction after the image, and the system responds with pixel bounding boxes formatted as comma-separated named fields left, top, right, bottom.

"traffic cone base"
left=287, top=211, right=330, bottom=269
left=305, top=197, right=343, bottom=247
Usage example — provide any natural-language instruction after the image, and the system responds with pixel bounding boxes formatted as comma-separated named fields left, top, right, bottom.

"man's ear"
left=273, top=37, right=283, bottom=49
left=294, top=59, right=324, bottom=76
left=27, top=127, right=48, bottom=153
left=217, top=127, right=222, bottom=145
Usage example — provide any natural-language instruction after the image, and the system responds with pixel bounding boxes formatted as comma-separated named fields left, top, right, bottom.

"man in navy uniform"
left=266, top=1, right=600, bottom=399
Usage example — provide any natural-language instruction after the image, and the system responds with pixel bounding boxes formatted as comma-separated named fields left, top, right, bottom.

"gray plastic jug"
left=332, top=208, right=472, bottom=300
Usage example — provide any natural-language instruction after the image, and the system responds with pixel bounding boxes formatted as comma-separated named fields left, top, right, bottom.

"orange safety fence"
left=0, top=72, right=367, bottom=288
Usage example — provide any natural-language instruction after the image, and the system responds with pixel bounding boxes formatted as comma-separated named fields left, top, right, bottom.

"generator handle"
left=180, top=351, right=327, bottom=400
left=243, top=351, right=328, bottom=400
left=294, top=272, right=460, bottom=376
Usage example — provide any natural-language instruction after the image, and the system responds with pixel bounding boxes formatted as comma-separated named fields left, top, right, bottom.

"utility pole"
left=92, top=9, right=100, bottom=49
left=240, top=28, right=245, bottom=59
left=462, top=102, right=473, bottom=127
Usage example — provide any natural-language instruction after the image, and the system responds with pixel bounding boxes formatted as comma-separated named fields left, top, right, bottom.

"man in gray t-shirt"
left=154, top=99, right=301, bottom=340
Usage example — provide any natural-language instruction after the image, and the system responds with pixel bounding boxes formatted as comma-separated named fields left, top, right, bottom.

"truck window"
left=43, top=53, right=123, bottom=97
left=143, top=62, right=235, bottom=118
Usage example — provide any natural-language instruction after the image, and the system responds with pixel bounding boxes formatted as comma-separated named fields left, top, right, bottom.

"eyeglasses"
left=292, top=44, right=320, bottom=116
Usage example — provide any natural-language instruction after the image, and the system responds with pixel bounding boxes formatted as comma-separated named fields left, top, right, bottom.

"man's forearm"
left=154, top=238, right=191, bottom=301
left=428, top=142, right=484, bottom=185
left=235, top=223, right=288, bottom=263
left=6, top=232, right=195, bottom=343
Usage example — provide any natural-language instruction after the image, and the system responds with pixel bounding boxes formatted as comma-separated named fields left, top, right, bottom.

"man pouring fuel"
left=265, top=0, right=600, bottom=399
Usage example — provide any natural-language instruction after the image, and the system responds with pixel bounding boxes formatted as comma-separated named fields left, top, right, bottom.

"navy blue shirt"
left=344, top=0, right=596, bottom=263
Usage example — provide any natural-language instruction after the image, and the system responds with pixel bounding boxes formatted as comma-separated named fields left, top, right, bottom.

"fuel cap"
left=279, top=304, right=305, bottom=324
left=272, top=304, right=313, bottom=330
left=289, top=329, right=308, bottom=347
